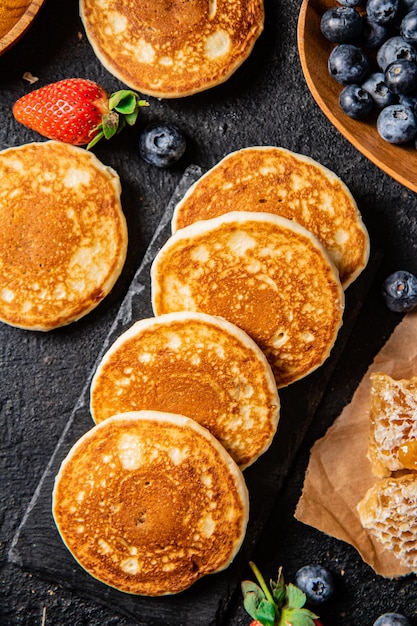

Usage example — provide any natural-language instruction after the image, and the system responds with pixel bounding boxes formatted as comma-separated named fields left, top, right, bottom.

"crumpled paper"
left=295, top=309, right=417, bottom=578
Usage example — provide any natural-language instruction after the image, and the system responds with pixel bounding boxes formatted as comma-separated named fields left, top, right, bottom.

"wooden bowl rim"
left=297, top=0, right=417, bottom=193
left=0, top=0, right=46, bottom=55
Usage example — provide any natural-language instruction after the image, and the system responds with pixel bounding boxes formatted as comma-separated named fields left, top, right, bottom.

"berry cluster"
left=242, top=562, right=411, bottom=625
left=321, top=0, right=417, bottom=144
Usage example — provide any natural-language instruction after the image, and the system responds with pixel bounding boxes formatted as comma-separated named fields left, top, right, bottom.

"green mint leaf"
left=286, top=583, right=307, bottom=609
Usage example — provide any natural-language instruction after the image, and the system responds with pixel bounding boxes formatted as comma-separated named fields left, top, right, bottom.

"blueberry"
left=328, top=44, right=370, bottom=84
left=338, top=0, right=366, bottom=5
left=366, top=0, right=400, bottom=24
left=377, top=35, right=417, bottom=70
left=339, top=83, right=374, bottom=117
left=294, top=564, right=334, bottom=605
left=382, top=270, right=417, bottom=312
left=377, top=103, right=417, bottom=142
left=139, top=122, right=186, bottom=168
left=361, top=16, right=390, bottom=48
left=373, top=613, right=412, bottom=626
left=385, top=58, right=417, bottom=93
left=398, top=91, right=417, bottom=113
left=321, top=7, right=364, bottom=42
left=401, top=9, right=417, bottom=44
left=362, top=72, right=395, bottom=107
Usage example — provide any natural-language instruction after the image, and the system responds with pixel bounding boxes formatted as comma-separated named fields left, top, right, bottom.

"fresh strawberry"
left=242, top=562, right=322, bottom=626
left=12, top=78, right=148, bottom=149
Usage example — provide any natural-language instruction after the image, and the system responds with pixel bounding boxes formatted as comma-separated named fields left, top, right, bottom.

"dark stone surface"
left=1, top=1, right=417, bottom=625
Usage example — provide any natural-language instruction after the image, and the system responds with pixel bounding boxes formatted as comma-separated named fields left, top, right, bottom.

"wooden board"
left=7, top=165, right=381, bottom=626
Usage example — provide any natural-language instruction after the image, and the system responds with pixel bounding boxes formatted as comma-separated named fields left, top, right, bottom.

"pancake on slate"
left=90, top=311, right=280, bottom=469
left=368, top=372, right=417, bottom=478
left=0, top=141, right=127, bottom=331
left=79, top=0, right=264, bottom=98
left=151, top=211, right=344, bottom=387
left=52, top=410, right=249, bottom=596
left=171, top=146, right=369, bottom=288
left=358, top=473, right=417, bottom=572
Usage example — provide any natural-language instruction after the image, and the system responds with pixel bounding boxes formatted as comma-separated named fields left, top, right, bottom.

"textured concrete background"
left=1, top=0, right=417, bottom=625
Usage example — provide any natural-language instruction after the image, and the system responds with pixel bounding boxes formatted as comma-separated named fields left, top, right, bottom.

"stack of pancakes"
left=53, top=145, right=370, bottom=595
left=154, top=146, right=369, bottom=387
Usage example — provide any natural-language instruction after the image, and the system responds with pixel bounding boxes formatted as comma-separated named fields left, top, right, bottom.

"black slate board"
left=8, top=165, right=381, bottom=626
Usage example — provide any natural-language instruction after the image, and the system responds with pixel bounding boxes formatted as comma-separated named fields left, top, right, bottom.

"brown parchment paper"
left=295, top=309, right=417, bottom=578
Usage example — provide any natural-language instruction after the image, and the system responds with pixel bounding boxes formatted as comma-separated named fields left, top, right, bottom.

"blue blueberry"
left=384, top=58, right=417, bottom=93
left=139, top=122, right=186, bottom=168
left=321, top=7, right=363, bottom=42
left=377, top=35, right=417, bottom=70
left=398, top=91, right=417, bottom=112
left=401, top=9, right=417, bottom=44
left=382, top=271, right=417, bottom=312
left=377, top=103, right=417, bottom=142
left=361, top=16, right=390, bottom=48
left=362, top=72, right=395, bottom=107
left=338, top=0, right=366, bottom=5
left=402, top=0, right=417, bottom=13
left=328, top=44, right=370, bottom=84
left=294, top=564, right=334, bottom=605
left=366, top=0, right=400, bottom=24
left=373, top=613, right=412, bottom=626
left=339, top=83, right=374, bottom=117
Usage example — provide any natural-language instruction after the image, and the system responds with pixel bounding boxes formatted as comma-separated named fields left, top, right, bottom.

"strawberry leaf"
left=242, top=577, right=276, bottom=626
left=286, top=583, right=307, bottom=609
left=280, top=607, right=319, bottom=626
left=124, top=110, right=139, bottom=126
left=109, top=90, right=137, bottom=112
left=87, top=129, right=105, bottom=150
left=270, top=568, right=286, bottom=607
left=254, top=599, right=276, bottom=626
left=242, top=581, right=266, bottom=620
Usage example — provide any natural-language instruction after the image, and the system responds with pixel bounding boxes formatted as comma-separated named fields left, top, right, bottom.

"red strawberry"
left=12, top=78, right=148, bottom=149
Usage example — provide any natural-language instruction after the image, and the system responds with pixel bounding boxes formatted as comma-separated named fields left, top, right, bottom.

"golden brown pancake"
left=0, top=141, right=127, bottom=331
left=151, top=211, right=344, bottom=387
left=368, top=372, right=417, bottom=478
left=79, top=0, right=264, bottom=98
left=90, top=311, right=280, bottom=469
left=358, top=473, right=417, bottom=572
left=171, top=146, right=369, bottom=288
left=52, top=410, right=249, bottom=595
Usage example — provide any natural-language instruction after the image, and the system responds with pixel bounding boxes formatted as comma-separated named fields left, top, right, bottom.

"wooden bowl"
left=0, top=0, right=45, bottom=56
left=297, top=0, right=417, bottom=192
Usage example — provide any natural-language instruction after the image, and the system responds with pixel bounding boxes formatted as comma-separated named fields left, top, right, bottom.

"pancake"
left=0, top=141, right=127, bottom=331
left=357, top=473, right=417, bottom=572
left=151, top=211, right=344, bottom=387
left=171, top=146, right=369, bottom=288
left=368, top=372, right=417, bottom=478
left=79, top=0, right=264, bottom=98
left=90, top=311, right=280, bottom=469
left=52, top=410, right=249, bottom=596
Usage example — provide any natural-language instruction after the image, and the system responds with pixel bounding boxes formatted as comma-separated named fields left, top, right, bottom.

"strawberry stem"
left=249, top=562, right=277, bottom=609
left=87, top=90, right=149, bottom=150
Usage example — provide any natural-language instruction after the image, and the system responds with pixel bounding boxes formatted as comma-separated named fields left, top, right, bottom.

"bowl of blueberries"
left=297, top=0, right=417, bottom=192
